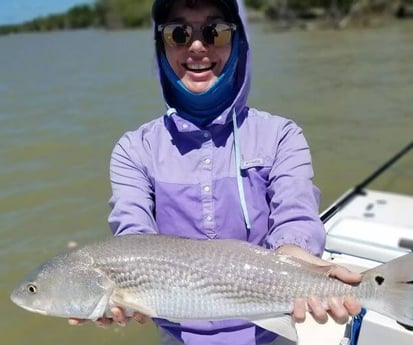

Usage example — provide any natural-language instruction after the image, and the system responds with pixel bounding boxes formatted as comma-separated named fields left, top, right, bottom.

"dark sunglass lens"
left=202, top=25, right=218, bottom=45
left=203, top=24, right=233, bottom=46
left=162, top=24, right=191, bottom=47
left=172, top=25, right=190, bottom=45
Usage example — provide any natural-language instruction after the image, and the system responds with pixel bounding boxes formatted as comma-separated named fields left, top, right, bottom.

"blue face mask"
left=159, top=32, right=240, bottom=127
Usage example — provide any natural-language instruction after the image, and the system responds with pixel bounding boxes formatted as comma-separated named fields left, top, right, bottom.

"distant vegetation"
left=0, top=0, right=153, bottom=34
left=1, top=0, right=413, bottom=35
left=0, top=5, right=97, bottom=35
left=248, top=0, right=413, bottom=29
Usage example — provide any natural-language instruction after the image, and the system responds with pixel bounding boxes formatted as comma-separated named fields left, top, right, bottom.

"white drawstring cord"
left=166, top=107, right=177, bottom=116
left=232, top=110, right=252, bottom=237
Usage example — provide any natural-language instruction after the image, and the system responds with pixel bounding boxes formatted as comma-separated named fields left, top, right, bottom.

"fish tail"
left=363, top=252, right=413, bottom=327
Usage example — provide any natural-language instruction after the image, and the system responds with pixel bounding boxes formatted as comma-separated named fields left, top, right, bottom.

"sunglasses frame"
left=157, top=21, right=237, bottom=47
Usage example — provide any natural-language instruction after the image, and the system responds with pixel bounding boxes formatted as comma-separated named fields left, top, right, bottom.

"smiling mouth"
left=183, top=63, right=216, bottom=72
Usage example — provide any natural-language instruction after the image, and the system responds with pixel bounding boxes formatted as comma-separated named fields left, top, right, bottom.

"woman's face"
left=163, top=0, right=232, bottom=93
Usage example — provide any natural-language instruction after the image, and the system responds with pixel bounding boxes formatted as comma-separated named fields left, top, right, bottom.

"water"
left=1, top=21, right=412, bottom=345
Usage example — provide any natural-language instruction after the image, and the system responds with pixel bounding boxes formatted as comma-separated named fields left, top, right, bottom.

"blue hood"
left=152, top=0, right=251, bottom=128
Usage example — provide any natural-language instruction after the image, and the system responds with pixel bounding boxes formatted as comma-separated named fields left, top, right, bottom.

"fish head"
left=10, top=250, right=113, bottom=320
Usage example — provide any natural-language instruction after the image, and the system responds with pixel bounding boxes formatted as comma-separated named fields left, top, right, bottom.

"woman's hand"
left=68, top=307, right=150, bottom=328
left=276, top=245, right=362, bottom=324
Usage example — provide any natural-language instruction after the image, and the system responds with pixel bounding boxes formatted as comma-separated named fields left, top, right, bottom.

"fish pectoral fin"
left=109, top=290, right=158, bottom=318
left=87, top=294, right=111, bottom=320
left=252, top=315, right=297, bottom=342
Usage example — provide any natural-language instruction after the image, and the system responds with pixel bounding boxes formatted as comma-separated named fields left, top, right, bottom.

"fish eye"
left=26, top=284, right=38, bottom=294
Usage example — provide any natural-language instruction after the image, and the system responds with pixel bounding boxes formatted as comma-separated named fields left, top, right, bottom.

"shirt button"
left=203, top=131, right=210, bottom=138
left=203, top=186, right=211, bottom=192
left=182, top=123, right=189, bottom=129
left=206, top=215, right=213, bottom=221
left=204, top=158, right=211, bottom=164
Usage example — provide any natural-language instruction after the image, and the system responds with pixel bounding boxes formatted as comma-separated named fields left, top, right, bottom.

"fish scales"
left=80, top=235, right=358, bottom=319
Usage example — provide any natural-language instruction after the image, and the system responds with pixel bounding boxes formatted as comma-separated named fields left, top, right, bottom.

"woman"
left=70, top=0, right=361, bottom=344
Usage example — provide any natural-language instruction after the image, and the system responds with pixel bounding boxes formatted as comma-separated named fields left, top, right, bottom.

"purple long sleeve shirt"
left=108, top=0, right=326, bottom=344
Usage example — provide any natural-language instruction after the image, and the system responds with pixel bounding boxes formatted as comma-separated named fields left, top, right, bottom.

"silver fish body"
left=10, top=234, right=413, bottom=334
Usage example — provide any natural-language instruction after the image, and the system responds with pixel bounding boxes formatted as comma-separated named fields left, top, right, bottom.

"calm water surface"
left=1, top=21, right=412, bottom=345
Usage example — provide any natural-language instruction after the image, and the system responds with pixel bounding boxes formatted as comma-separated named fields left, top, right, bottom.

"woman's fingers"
left=96, top=317, right=114, bottom=328
left=68, top=318, right=87, bottom=326
left=328, top=265, right=363, bottom=285
left=327, top=297, right=350, bottom=324
left=344, top=296, right=362, bottom=316
left=307, top=296, right=329, bottom=324
left=294, top=295, right=362, bottom=325
left=133, top=312, right=151, bottom=324
left=293, top=298, right=307, bottom=323
left=67, top=307, right=151, bottom=328
left=111, top=307, right=127, bottom=326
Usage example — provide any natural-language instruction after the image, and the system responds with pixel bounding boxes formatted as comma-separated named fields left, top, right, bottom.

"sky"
left=0, top=0, right=94, bottom=25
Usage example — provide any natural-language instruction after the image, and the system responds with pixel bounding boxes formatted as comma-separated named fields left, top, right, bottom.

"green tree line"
left=1, top=0, right=412, bottom=35
left=0, top=0, right=153, bottom=34
left=0, top=5, right=96, bottom=34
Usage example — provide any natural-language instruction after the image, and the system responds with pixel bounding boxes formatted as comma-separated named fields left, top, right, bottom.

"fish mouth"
left=10, top=291, right=20, bottom=305
left=19, top=304, right=48, bottom=315
left=10, top=292, right=48, bottom=315
left=183, top=62, right=216, bottom=72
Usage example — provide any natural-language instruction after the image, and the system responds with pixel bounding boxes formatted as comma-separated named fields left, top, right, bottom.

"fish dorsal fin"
left=253, top=315, right=297, bottom=342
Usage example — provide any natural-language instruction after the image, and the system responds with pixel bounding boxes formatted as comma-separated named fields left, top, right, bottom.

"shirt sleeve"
left=264, top=120, right=326, bottom=256
left=108, top=131, right=158, bottom=236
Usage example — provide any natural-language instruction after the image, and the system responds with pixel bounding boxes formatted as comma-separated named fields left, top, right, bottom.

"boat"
left=277, top=141, right=413, bottom=345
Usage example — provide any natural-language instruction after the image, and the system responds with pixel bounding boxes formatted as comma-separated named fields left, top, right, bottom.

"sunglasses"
left=157, top=22, right=237, bottom=47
